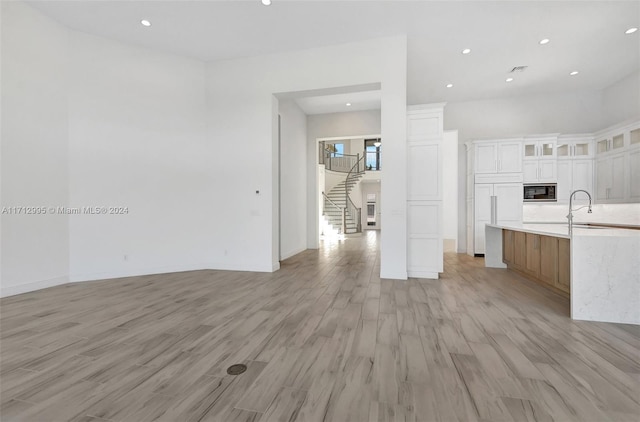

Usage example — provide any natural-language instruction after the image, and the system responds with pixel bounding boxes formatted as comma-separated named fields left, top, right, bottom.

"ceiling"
left=27, top=1, right=640, bottom=111
left=294, top=90, right=381, bottom=115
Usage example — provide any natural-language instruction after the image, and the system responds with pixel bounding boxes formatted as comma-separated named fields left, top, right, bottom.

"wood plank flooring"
left=1, top=231, right=639, bottom=421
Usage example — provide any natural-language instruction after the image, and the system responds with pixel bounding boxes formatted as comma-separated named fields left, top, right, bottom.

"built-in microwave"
left=523, top=184, right=557, bottom=202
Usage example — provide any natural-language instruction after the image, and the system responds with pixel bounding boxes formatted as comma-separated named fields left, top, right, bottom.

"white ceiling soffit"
left=26, top=1, right=640, bottom=103
left=294, top=90, right=381, bottom=115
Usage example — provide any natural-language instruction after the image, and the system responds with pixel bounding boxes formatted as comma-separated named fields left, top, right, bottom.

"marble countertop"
left=487, top=223, right=640, bottom=239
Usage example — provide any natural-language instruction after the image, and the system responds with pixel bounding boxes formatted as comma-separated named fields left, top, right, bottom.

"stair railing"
left=343, top=154, right=365, bottom=233
left=324, top=151, right=360, bottom=173
left=346, top=195, right=362, bottom=233
left=322, top=191, right=346, bottom=234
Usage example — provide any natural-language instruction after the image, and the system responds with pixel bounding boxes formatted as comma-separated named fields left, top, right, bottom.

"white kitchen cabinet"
left=522, top=136, right=557, bottom=183
left=499, top=142, right=523, bottom=173
left=523, top=139, right=556, bottom=159
left=596, top=134, right=625, bottom=155
left=557, top=159, right=593, bottom=203
left=408, top=142, right=440, bottom=200
left=593, top=120, right=640, bottom=203
left=523, top=159, right=556, bottom=183
left=474, top=140, right=522, bottom=174
left=629, top=149, right=640, bottom=202
left=557, top=135, right=593, bottom=158
left=474, top=182, right=522, bottom=255
left=407, top=104, right=444, bottom=279
left=631, top=128, right=640, bottom=148
left=596, top=153, right=626, bottom=202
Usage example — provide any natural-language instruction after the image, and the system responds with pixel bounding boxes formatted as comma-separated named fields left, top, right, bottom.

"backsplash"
left=523, top=203, right=640, bottom=225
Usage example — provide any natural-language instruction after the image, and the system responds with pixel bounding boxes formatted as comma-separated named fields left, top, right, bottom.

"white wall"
left=445, top=90, right=606, bottom=142
left=307, top=109, right=381, bottom=248
left=205, top=41, right=406, bottom=279
left=67, top=31, right=209, bottom=281
left=1, top=3, right=407, bottom=294
left=602, top=71, right=640, bottom=127
left=278, top=100, right=307, bottom=260
left=1, top=2, right=70, bottom=296
left=307, top=110, right=381, bottom=141
left=443, top=131, right=458, bottom=252
left=349, top=138, right=365, bottom=156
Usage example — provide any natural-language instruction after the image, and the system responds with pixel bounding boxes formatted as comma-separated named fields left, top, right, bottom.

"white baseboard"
left=1, top=275, right=69, bottom=298
left=408, top=271, right=440, bottom=279
left=69, top=263, right=215, bottom=283
left=380, top=270, right=408, bottom=280
left=70, top=260, right=278, bottom=283
left=1, top=260, right=281, bottom=298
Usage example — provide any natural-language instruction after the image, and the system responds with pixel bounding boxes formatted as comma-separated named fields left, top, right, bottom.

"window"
left=365, top=138, right=381, bottom=170
left=326, top=142, right=344, bottom=157
left=333, top=143, right=344, bottom=157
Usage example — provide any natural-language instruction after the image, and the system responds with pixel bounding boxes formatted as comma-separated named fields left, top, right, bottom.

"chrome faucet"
left=567, top=189, right=593, bottom=235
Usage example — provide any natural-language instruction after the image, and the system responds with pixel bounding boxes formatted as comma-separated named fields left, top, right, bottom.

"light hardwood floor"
left=1, top=231, right=639, bottom=421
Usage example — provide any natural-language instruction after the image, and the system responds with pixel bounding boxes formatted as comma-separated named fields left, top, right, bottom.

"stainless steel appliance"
left=523, top=183, right=557, bottom=202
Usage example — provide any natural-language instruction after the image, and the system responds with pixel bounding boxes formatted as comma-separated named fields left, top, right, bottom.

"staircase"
left=323, top=169, right=364, bottom=235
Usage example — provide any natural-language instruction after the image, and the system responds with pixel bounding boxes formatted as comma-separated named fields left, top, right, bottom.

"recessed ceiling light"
left=346, top=103, right=351, bottom=107
left=140, top=19, right=151, bottom=27
left=262, top=0, right=271, bottom=5
left=446, top=83, right=453, bottom=88
left=625, top=27, right=638, bottom=34
left=462, top=48, right=471, bottom=55
left=506, top=78, right=514, bottom=82
left=570, top=71, right=579, bottom=76
left=539, top=38, right=550, bottom=45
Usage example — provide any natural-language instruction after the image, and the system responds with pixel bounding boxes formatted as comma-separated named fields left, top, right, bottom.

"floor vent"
left=226, top=364, right=247, bottom=375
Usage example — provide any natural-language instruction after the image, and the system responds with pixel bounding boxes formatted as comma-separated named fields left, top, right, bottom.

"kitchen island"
left=485, top=223, right=640, bottom=325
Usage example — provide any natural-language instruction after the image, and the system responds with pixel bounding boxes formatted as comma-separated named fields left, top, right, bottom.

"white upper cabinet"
left=629, top=149, right=640, bottom=202
left=522, top=136, right=557, bottom=183
left=594, top=120, right=640, bottom=203
left=596, top=134, right=625, bottom=154
left=555, top=135, right=594, bottom=203
left=523, top=159, right=556, bottom=183
left=474, top=140, right=522, bottom=174
left=596, top=154, right=626, bottom=202
left=557, top=159, right=593, bottom=204
left=557, top=135, right=593, bottom=159
left=631, top=128, right=640, bottom=148
left=523, top=139, right=556, bottom=159
left=498, top=142, right=523, bottom=173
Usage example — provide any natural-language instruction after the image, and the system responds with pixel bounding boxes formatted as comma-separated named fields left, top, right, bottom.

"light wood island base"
left=502, top=229, right=570, bottom=298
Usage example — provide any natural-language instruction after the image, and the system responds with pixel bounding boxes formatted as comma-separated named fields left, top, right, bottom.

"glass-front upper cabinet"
left=523, top=137, right=557, bottom=159
left=557, top=135, right=593, bottom=158
left=630, top=128, right=640, bottom=147
left=597, top=133, right=626, bottom=154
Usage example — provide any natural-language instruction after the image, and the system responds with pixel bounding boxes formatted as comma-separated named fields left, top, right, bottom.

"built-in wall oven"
left=523, top=184, right=557, bottom=202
